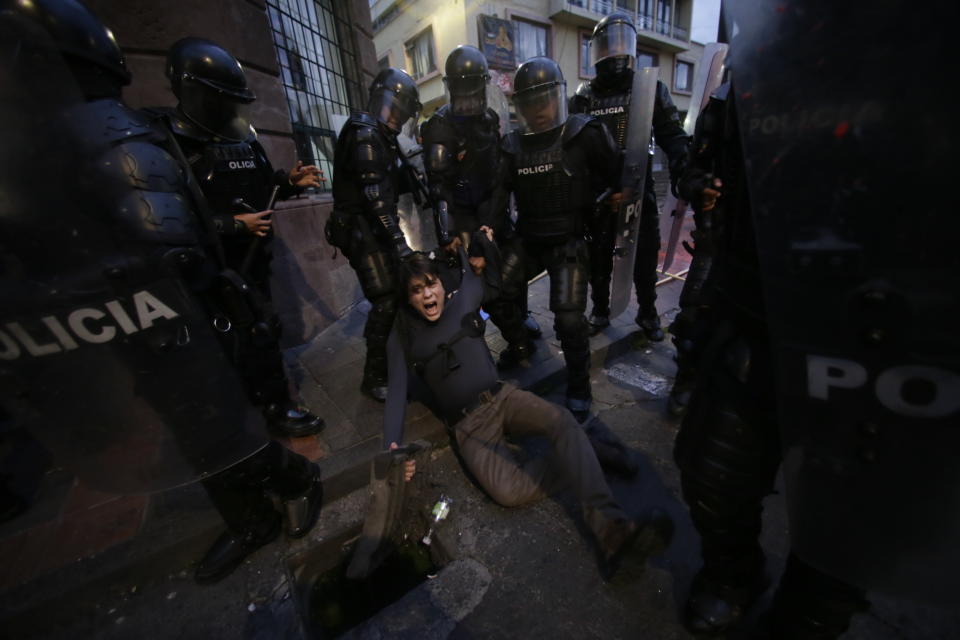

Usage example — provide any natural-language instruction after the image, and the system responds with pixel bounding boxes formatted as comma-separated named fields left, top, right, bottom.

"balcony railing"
left=556, top=1, right=688, bottom=42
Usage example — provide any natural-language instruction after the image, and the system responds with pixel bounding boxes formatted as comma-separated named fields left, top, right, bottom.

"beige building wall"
left=372, top=0, right=707, bottom=119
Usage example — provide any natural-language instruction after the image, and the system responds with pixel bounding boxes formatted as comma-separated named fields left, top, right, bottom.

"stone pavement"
left=4, top=273, right=958, bottom=638
left=0, top=224, right=689, bottom=634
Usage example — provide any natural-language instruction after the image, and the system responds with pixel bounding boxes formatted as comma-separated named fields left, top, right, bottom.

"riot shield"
left=725, top=0, right=960, bottom=602
left=609, top=67, right=657, bottom=319
left=661, top=43, right=728, bottom=274
left=396, top=124, right=439, bottom=252
left=0, top=13, right=267, bottom=494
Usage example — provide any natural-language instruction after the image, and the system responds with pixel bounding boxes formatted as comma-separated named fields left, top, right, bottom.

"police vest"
left=510, top=129, right=585, bottom=243
left=191, top=139, right=272, bottom=215
left=438, top=107, right=499, bottom=209
left=586, top=89, right=630, bottom=150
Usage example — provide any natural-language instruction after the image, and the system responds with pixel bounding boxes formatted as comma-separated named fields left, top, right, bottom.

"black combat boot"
left=588, top=309, right=610, bottom=335
left=361, top=354, right=389, bottom=402
left=496, top=340, right=536, bottom=369
left=195, top=513, right=281, bottom=584
left=265, top=402, right=325, bottom=438
left=682, top=554, right=768, bottom=636
left=636, top=310, right=665, bottom=342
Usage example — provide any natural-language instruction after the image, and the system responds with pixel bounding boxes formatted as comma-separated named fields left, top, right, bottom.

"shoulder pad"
left=71, top=99, right=156, bottom=146
left=99, top=140, right=184, bottom=194
left=560, top=113, right=593, bottom=146
left=420, top=110, right=456, bottom=143
left=353, top=122, right=383, bottom=146
left=500, top=130, right=521, bottom=155
left=574, top=82, right=594, bottom=100
left=157, top=108, right=216, bottom=142
left=350, top=111, right=378, bottom=128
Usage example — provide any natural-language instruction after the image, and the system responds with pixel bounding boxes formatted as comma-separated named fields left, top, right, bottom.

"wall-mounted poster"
left=478, top=14, right=515, bottom=70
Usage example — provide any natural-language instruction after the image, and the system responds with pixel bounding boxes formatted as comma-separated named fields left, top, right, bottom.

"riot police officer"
left=0, top=0, right=324, bottom=585
left=329, top=68, right=421, bottom=401
left=157, top=38, right=325, bottom=437
left=420, top=45, right=541, bottom=338
left=570, top=12, right=689, bottom=341
left=672, top=63, right=867, bottom=640
left=488, top=58, right=621, bottom=420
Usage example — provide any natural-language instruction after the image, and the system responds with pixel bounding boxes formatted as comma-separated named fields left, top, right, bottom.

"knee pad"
left=553, top=310, right=588, bottom=342
left=353, top=250, right=396, bottom=301
left=363, top=294, right=397, bottom=342
left=499, top=246, right=526, bottom=300
left=550, top=262, right=589, bottom=312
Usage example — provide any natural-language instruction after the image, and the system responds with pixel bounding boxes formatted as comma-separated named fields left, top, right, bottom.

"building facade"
left=370, top=0, right=706, bottom=123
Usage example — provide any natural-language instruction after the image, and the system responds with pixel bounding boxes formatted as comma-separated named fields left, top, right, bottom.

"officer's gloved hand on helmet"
left=289, top=160, right=325, bottom=189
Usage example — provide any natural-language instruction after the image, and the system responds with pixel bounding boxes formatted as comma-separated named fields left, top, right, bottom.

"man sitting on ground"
left=382, top=229, right=672, bottom=580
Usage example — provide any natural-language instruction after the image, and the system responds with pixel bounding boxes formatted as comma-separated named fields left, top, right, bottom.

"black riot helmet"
left=591, top=12, right=637, bottom=78
left=367, top=67, right=422, bottom=134
left=513, top=57, right=567, bottom=135
left=443, top=45, right=490, bottom=117
left=0, top=0, right=131, bottom=97
left=166, top=38, right=256, bottom=142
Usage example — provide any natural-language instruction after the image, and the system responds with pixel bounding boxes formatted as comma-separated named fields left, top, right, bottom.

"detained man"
left=382, top=230, right=672, bottom=580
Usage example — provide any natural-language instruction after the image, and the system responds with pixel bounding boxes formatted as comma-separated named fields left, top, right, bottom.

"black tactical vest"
left=586, top=90, right=630, bottom=149
left=190, top=139, right=272, bottom=215
left=510, top=128, right=584, bottom=243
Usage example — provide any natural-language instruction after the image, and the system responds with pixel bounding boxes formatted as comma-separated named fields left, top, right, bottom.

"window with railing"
left=266, top=0, right=364, bottom=192
left=405, top=27, right=437, bottom=80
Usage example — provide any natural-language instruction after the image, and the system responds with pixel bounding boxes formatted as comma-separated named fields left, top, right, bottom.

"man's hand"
left=468, top=256, right=486, bottom=275
left=389, top=442, right=416, bottom=482
left=289, top=161, right=325, bottom=189
left=443, top=236, right=463, bottom=255
left=702, top=177, right=723, bottom=213
left=235, top=210, right=273, bottom=237
left=478, top=225, right=494, bottom=243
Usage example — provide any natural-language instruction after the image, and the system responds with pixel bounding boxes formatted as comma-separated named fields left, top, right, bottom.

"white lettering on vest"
left=133, top=290, right=180, bottom=330
left=590, top=106, right=626, bottom=116
left=517, top=164, right=554, bottom=176
left=68, top=308, right=116, bottom=344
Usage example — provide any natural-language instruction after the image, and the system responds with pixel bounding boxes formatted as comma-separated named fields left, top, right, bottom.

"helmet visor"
left=179, top=78, right=252, bottom=141
left=444, top=74, right=488, bottom=117
left=591, top=22, right=637, bottom=66
left=368, top=87, right=421, bottom=133
left=514, top=82, right=567, bottom=134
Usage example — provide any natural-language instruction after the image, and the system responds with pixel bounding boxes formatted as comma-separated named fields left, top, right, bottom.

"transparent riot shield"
left=609, top=67, right=658, bottom=319
left=661, top=43, right=728, bottom=274
left=725, top=0, right=960, bottom=602
left=0, top=13, right=267, bottom=494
